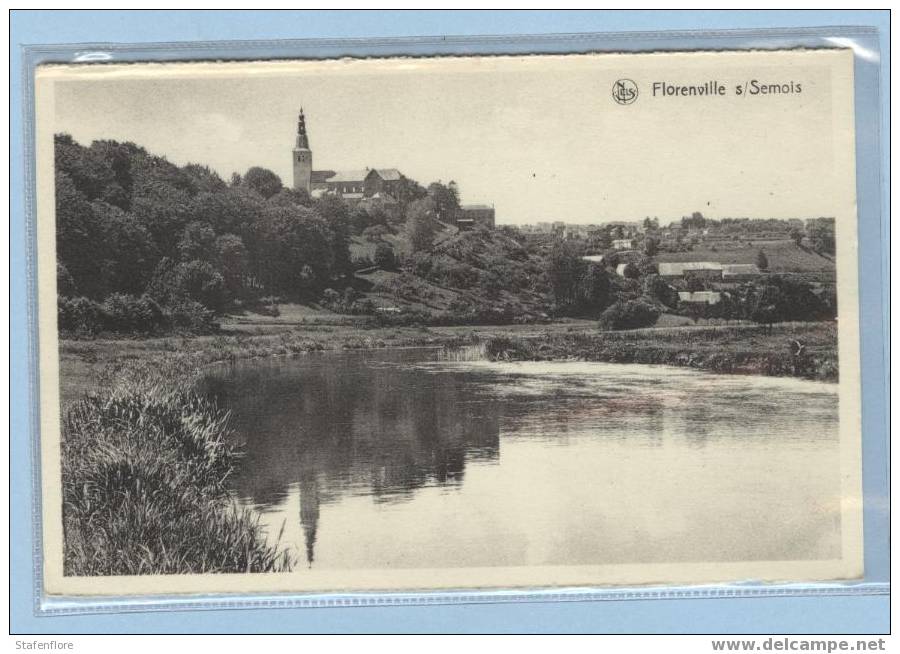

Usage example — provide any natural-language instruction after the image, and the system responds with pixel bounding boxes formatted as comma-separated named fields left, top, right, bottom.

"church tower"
left=292, top=108, right=312, bottom=192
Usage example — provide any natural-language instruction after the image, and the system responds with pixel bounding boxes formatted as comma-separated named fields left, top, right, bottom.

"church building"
left=292, top=109, right=403, bottom=207
left=292, top=109, right=495, bottom=227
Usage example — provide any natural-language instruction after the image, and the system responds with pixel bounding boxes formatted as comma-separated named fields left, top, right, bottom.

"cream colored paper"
left=35, top=50, right=862, bottom=596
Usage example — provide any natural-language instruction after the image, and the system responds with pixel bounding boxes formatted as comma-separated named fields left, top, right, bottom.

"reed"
left=61, top=367, right=294, bottom=575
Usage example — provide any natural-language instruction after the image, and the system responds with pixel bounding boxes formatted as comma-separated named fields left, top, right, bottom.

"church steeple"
left=296, top=108, right=310, bottom=149
left=293, top=108, right=313, bottom=192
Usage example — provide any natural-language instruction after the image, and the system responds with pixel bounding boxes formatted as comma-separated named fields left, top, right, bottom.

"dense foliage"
left=55, top=134, right=351, bottom=333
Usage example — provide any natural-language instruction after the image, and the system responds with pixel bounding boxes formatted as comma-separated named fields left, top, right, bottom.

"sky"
left=46, top=52, right=852, bottom=225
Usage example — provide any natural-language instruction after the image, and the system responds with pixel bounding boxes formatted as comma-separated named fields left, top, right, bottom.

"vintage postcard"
left=34, top=49, right=862, bottom=596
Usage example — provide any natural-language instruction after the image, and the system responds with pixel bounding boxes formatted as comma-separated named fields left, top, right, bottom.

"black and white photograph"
left=34, top=50, right=863, bottom=595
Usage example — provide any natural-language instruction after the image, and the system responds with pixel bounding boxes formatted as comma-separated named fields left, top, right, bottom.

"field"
left=656, top=239, right=834, bottom=273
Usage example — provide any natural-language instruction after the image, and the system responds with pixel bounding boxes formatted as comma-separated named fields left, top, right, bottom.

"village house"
left=721, top=263, right=762, bottom=281
left=455, top=204, right=496, bottom=230
left=678, top=291, right=722, bottom=305
left=612, top=238, right=636, bottom=250
left=658, top=262, right=724, bottom=280
left=722, top=263, right=762, bottom=282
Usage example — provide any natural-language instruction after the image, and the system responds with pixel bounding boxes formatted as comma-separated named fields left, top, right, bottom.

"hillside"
left=353, top=228, right=551, bottom=317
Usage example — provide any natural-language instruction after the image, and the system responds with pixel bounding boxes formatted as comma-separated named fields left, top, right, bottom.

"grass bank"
left=62, top=356, right=294, bottom=575
left=480, top=322, right=839, bottom=382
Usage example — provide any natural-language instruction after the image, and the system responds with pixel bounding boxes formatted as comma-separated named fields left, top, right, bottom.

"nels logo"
left=612, top=79, right=638, bottom=105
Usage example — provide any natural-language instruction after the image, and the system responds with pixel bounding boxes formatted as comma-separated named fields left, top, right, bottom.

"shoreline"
left=59, top=319, right=838, bottom=406
left=478, top=327, right=838, bottom=383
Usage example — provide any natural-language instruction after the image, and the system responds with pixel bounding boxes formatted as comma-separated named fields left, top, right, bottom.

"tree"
left=54, top=172, right=108, bottom=298
left=643, top=236, right=659, bottom=257
left=92, top=200, right=159, bottom=296
left=130, top=175, right=192, bottom=256
left=243, top=167, right=283, bottom=199
left=393, top=175, right=428, bottom=210
left=314, top=195, right=353, bottom=277
left=146, top=257, right=228, bottom=314
left=255, top=205, right=336, bottom=295
left=190, top=187, right=266, bottom=237
left=268, top=187, right=312, bottom=207
left=598, top=299, right=660, bottom=330
left=789, top=228, right=803, bottom=246
left=807, top=218, right=836, bottom=255
left=547, top=240, right=587, bottom=312
left=642, top=216, right=659, bottom=231
left=580, top=263, right=612, bottom=317
left=54, top=134, right=118, bottom=203
left=177, top=221, right=218, bottom=262
left=756, top=249, right=769, bottom=271
left=182, top=163, right=227, bottom=195
left=546, top=241, right=614, bottom=316
left=622, top=262, right=641, bottom=280
left=643, top=274, right=678, bottom=309
left=363, top=224, right=391, bottom=242
left=747, top=282, right=781, bottom=332
left=742, top=276, right=827, bottom=330
left=426, top=181, right=460, bottom=221
left=684, top=301, right=707, bottom=324
left=406, top=198, right=437, bottom=252
left=216, top=234, right=248, bottom=296
left=374, top=242, right=396, bottom=270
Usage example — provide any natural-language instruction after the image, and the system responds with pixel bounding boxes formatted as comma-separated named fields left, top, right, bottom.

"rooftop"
left=678, top=291, right=722, bottom=303
left=658, top=262, right=723, bottom=275
left=375, top=168, right=402, bottom=181
left=722, top=264, right=761, bottom=275
left=326, top=169, right=370, bottom=183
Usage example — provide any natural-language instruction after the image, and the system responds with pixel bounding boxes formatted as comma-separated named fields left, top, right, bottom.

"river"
left=201, top=347, right=841, bottom=570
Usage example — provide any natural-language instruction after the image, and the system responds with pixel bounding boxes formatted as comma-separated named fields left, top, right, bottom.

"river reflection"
left=202, top=348, right=841, bottom=570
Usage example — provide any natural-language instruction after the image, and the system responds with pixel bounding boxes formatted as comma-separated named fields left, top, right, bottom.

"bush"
left=254, top=296, right=281, bottom=317
left=643, top=274, right=679, bottom=309
left=622, top=262, right=641, bottom=279
left=147, top=258, right=229, bottom=314
left=58, top=296, right=104, bottom=335
left=102, top=293, right=165, bottom=333
left=429, top=258, right=479, bottom=289
left=352, top=255, right=374, bottom=270
left=598, top=299, right=660, bottom=331
left=374, top=242, right=396, bottom=270
left=165, top=300, right=218, bottom=333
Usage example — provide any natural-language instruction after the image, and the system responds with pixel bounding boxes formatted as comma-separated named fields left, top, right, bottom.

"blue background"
left=10, top=10, right=890, bottom=634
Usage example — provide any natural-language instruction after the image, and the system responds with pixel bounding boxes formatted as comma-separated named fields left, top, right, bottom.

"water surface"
left=203, top=347, right=841, bottom=570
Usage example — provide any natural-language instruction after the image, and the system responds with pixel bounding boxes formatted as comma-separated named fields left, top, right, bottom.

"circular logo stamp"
left=612, top=79, right=638, bottom=105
